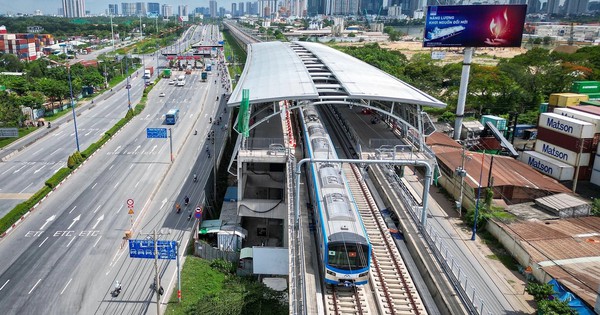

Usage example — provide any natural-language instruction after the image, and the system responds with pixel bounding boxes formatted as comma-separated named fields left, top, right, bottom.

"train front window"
left=327, top=243, right=369, bottom=270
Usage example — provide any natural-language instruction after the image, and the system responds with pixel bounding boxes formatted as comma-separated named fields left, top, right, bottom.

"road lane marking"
left=66, top=236, right=76, bottom=247
left=39, top=237, right=49, bottom=247
left=116, top=204, right=123, bottom=214
left=67, top=215, right=81, bottom=230
left=28, top=279, right=42, bottom=294
left=113, top=181, right=120, bottom=188
left=109, top=164, right=114, bottom=170
left=33, top=165, right=46, bottom=174
left=135, top=181, right=140, bottom=188
left=19, top=183, right=33, bottom=194
left=69, top=206, right=77, bottom=214
left=0, top=280, right=9, bottom=291
left=60, top=278, right=72, bottom=295
left=13, top=164, right=26, bottom=173
left=94, top=205, right=101, bottom=213
left=1, top=165, right=16, bottom=175
left=91, top=183, right=97, bottom=189
left=49, top=148, right=60, bottom=156
left=93, top=235, right=102, bottom=248
left=129, top=164, right=134, bottom=169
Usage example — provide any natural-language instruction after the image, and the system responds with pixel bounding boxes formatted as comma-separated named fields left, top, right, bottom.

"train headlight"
left=326, top=270, right=336, bottom=276
left=359, top=272, right=369, bottom=277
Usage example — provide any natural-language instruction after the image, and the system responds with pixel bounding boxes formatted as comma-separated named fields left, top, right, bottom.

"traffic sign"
left=128, top=239, right=177, bottom=260
left=525, top=266, right=533, bottom=273
left=194, top=207, right=203, bottom=219
left=127, top=198, right=134, bottom=207
left=146, top=128, right=168, bottom=139
left=128, top=209, right=134, bottom=215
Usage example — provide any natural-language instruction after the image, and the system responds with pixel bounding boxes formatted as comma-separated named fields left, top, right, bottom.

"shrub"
left=67, top=155, right=76, bottom=169
left=45, top=167, right=71, bottom=189
left=0, top=185, right=51, bottom=234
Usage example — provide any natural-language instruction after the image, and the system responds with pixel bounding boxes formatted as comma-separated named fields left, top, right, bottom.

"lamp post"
left=67, top=64, right=80, bottom=152
left=125, top=55, right=131, bottom=110
left=456, top=145, right=471, bottom=217
left=471, top=152, right=486, bottom=241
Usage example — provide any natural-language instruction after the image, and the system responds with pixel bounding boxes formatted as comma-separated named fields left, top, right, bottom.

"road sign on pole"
left=146, top=128, right=168, bottom=139
left=128, top=208, right=134, bottom=215
left=128, top=239, right=177, bottom=260
left=127, top=198, right=134, bottom=208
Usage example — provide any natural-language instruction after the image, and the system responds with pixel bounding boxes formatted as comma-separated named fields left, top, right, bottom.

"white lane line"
left=129, top=164, right=134, bottom=169
left=113, top=181, right=120, bottom=189
left=109, top=164, right=114, bottom=170
left=94, top=205, right=101, bottom=213
left=60, top=278, right=72, bottom=295
left=116, top=204, right=123, bottom=214
left=38, top=237, right=49, bottom=247
left=66, top=236, right=76, bottom=247
left=32, top=148, right=44, bottom=156
left=1, top=165, right=16, bottom=175
left=0, top=280, right=9, bottom=291
left=49, top=149, right=60, bottom=156
left=13, top=164, right=26, bottom=173
left=91, top=183, right=97, bottom=189
left=135, top=181, right=140, bottom=188
left=93, top=235, right=102, bottom=248
left=69, top=206, right=77, bottom=214
left=28, top=279, right=42, bottom=294
left=19, top=183, right=33, bottom=194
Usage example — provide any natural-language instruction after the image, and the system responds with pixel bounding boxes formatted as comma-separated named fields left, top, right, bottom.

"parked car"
left=159, top=92, right=165, bottom=97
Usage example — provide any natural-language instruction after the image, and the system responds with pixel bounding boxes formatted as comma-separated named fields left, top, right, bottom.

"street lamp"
left=456, top=145, right=472, bottom=217
left=125, top=54, right=131, bottom=110
left=66, top=64, right=80, bottom=152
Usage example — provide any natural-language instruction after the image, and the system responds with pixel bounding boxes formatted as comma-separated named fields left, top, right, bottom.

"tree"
left=0, top=92, right=25, bottom=127
left=0, top=53, right=24, bottom=72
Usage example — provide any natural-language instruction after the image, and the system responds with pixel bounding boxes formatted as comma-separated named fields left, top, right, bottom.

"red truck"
left=143, top=67, right=154, bottom=79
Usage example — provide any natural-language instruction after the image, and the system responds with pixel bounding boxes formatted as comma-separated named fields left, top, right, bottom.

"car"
left=168, top=81, right=175, bottom=85
left=159, top=92, right=165, bottom=97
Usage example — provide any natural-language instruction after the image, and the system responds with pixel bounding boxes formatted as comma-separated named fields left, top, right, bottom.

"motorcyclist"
left=193, top=173, right=197, bottom=182
left=176, top=203, right=181, bottom=213
left=184, top=196, right=190, bottom=206
left=194, top=129, right=197, bottom=135
left=209, top=117, right=212, bottom=124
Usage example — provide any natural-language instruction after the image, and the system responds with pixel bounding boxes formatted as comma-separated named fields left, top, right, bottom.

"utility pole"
left=67, top=64, right=80, bottom=152
left=456, top=145, right=468, bottom=217
left=153, top=230, right=160, bottom=315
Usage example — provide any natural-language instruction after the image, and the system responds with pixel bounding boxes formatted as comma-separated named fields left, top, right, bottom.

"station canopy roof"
left=228, top=41, right=445, bottom=108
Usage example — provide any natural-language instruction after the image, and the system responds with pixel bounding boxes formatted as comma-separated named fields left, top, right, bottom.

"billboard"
left=423, top=5, right=526, bottom=48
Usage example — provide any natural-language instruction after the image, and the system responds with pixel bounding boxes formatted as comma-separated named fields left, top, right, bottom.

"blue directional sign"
left=129, top=239, right=177, bottom=260
left=146, top=128, right=168, bottom=139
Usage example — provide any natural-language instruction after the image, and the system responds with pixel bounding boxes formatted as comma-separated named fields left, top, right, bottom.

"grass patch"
left=480, top=230, right=518, bottom=271
left=166, top=256, right=287, bottom=315
left=0, top=127, right=39, bottom=149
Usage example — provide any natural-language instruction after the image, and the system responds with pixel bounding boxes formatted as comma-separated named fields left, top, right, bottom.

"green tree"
left=0, top=53, right=24, bottom=72
left=0, top=92, right=25, bottom=127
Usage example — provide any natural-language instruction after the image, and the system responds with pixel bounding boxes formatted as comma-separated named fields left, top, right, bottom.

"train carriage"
left=299, top=105, right=371, bottom=286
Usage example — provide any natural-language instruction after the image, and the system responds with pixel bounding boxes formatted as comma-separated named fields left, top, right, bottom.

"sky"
left=1, top=1, right=240, bottom=16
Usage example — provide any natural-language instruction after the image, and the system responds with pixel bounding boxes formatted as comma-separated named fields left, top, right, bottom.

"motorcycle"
left=194, top=129, right=197, bottom=135
left=111, top=282, right=122, bottom=297
left=47, top=122, right=51, bottom=129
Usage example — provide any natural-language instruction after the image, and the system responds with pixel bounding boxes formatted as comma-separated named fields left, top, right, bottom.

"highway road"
left=0, top=24, right=228, bottom=314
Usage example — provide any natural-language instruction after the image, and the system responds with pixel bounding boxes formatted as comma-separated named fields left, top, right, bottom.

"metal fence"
left=194, top=240, right=239, bottom=263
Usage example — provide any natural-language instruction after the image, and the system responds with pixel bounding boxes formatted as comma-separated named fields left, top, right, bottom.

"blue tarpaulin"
left=548, top=279, right=594, bottom=315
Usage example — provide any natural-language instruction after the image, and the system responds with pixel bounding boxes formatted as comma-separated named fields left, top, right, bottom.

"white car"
left=168, top=81, right=175, bottom=85
left=159, top=92, right=165, bottom=97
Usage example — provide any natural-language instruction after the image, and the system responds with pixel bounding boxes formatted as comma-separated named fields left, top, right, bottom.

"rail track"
left=325, top=285, right=370, bottom=315
left=344, top=163, right=426, bottom=315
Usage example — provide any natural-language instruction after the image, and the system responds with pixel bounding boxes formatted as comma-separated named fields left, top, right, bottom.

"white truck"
left=177, top=75, right=186, bottom=86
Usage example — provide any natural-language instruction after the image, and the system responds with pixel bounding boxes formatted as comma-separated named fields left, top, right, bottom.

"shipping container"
left=536, top=127, right=595, bottom=153
left=534, top=139, right=591, bottom=166
left=514, top=124, right=536, bottom=138
left=591, top=169, right=600, bottom=187
left=586, top=93, right=600, bottom=101
left=539, top=103, right=549, bottom=113
left=579, top=101, right=600, bottom=106
left=553, top=107, right=600, bottom=133
left=538, top=113, right=596, bottom=138
left=481, top=115, right=507, bottom=131
left=571, top=81, right=600, bottom=94
left=519, top=151, right=575, bottom=181
left=548, top=93, right=589, bottom=107
left=571, top=105, right=600, bottom=116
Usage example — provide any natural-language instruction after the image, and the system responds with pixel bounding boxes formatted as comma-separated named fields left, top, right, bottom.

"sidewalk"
left=405, top=166, right=536, bottom=314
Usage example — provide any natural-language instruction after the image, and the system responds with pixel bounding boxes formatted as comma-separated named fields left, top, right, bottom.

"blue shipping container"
left=514, top=124, right=535, bottom=138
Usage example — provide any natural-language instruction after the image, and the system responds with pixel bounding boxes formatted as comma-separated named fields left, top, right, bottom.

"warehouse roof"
left=228, top=41, right=446, bottom=108
left=495, top=217, right=600, bottom=307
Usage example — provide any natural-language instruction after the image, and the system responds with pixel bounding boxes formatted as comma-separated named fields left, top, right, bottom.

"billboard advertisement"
left=423, top=5, right=526, bottom=48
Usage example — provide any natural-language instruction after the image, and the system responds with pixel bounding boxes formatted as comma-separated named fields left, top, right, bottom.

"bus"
left=165, top=109, right=179, bottom=125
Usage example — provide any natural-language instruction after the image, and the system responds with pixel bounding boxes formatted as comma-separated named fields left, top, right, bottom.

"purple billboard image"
left=423, top=5, right=527, bottom=48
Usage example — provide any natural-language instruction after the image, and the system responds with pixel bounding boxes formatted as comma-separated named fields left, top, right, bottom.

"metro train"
left=299, top=105, right=371, bottom=286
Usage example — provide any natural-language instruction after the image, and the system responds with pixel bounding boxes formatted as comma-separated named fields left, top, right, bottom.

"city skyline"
left=1, top=0, right=252, bottom=15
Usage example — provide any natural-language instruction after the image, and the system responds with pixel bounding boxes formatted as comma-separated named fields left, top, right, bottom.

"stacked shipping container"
left=0, top=25, right=53, bottom=61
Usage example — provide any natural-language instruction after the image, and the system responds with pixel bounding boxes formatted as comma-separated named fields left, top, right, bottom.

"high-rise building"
left=108, top=4, right=118, bottom=15
left=178, top=5, right=188, bottom=17
left=564, top=0, right=589, bottom=15
left=361, top=0, right=382, bottom=15
left=527, top=0, right=541, bottom=14
left=209, top=0, right=218, bottom=17
left=122, top=3, right=135, bottom=16
left=162, top=4, right=173, bottom=17
left=259, top=0, right=278, bottom=17
left=232, top=3, right=238, bottom=15
left=238, top=2, right=245, bottom=15
left=63, top=0, right=85, bottom=17
left=135, top=2, right=146, bottom=15
left=547, top=0, right=560, bottom=14
left=148, top=2, right=160, bottom=16
left=325, top=0, right=359, bottom=15
left=246, top=1, right=255, bottom=15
